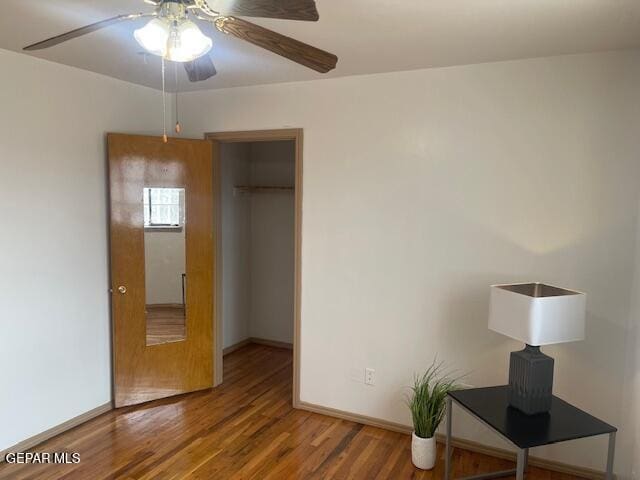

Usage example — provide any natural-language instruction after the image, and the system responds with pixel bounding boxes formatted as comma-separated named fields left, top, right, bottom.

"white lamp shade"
left=488, top=283, right=586, bottom=346
left=134, top=18, right=170, bottom=57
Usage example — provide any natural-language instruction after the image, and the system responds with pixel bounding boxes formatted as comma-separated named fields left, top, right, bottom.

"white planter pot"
left=411, top=432, right=436, bottom=470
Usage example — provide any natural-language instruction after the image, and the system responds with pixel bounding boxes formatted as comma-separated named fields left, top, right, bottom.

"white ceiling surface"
left=1, top=0, right=640, bottom=91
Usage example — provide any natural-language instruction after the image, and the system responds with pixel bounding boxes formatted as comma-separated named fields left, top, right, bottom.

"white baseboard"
left=223, top=337, right=293, bottom=356
left=248, top=337, right=293, bottom=350
left=0, top=402, right=112, bottom=463
left=223, top=338, right=253, bottom=356
left=296, top=400, right=610, bottom=480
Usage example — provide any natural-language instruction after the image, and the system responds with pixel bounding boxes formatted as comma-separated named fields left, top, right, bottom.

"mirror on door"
left=143, top=187, right=187, bottom=346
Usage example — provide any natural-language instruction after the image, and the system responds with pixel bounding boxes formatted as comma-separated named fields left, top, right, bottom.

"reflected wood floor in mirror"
left=0, top=345, right=585, bottom=480
left=145, top=304, right=186, bottom=345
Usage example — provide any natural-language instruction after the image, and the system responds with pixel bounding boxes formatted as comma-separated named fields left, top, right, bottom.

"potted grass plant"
left=407, top=360, right=460, bottom=470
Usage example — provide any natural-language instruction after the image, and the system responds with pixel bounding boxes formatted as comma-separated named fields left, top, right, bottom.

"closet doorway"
left=206, top=129, right=302, bottom=406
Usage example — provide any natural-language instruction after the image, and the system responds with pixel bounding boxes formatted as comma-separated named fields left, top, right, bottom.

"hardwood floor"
left=145, top=304, right=186, bottom=346
left=0, top=344, right=584, bottom=479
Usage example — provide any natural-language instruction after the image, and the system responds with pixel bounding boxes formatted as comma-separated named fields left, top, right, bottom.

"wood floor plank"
left=0, top=345, right=587, bottom=480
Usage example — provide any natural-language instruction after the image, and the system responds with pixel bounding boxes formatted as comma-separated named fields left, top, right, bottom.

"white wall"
left=182, top=51, right=640, bottom=476
left=144, top=229, right=186, bottom=305
left=0, top=49, right=163, bottom=451
left=220, top=143, right=252, bottom=348
left=627, top=199, right=640, bottom=479
left=249, top=142, right=295, bottom=344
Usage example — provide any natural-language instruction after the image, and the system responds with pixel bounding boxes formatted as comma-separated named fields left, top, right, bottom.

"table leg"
left=524, top=448, right=529, bottom=470
left=516, top=450, right=525, bottom=480
left=445, top=397, right=452, bottom=480
left=606, top=432, right=616, bottom=480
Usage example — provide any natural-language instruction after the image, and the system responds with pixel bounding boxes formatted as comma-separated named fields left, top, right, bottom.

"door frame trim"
left=205, top=128, right=303, bottom=407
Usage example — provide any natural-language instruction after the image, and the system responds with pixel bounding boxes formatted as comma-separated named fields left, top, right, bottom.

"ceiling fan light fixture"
left=135, top=11, right=212, bottom=64
left=134, top=18, right=170, bottom=57
left=25, top=0, right=337, bottom=77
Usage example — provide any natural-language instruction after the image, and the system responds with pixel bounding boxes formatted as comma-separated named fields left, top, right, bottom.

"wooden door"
left=108, top=133, right=215, bottom=407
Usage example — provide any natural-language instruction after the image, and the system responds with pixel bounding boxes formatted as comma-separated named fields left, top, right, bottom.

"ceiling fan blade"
left=213, top=0, right=319, bottom=21
left=215, top=16, right=337, bottom=73
left=184, top=55, right=218, bottom=82
left=23, top=13, right=149, bottom=51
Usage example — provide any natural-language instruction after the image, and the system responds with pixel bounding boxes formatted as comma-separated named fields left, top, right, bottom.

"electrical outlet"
left=365, top=368, right=375, bottom=386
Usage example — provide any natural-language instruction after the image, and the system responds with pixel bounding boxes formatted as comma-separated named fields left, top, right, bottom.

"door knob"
left=118, top=286, right=127, bottom=294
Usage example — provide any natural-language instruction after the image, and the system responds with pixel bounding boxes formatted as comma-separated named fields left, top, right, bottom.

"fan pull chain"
left=175, top=62, right=182, bottom=134
left=162, top=57, right=168, bottom=143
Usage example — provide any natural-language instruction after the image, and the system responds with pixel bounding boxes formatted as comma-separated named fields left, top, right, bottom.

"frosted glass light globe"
left=134, top=18, right=170, bottom=57
left=135, top=18, right=212, bottom=62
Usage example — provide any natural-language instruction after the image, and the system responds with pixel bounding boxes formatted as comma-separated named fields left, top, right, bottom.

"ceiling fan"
left=23, top=0, right=338, bottom=83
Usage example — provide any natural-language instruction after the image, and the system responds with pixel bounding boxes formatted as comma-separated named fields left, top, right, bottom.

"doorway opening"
left=206, top=130, right=302, bottom=406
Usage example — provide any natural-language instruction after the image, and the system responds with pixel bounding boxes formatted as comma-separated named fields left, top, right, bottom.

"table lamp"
left=488, top=282, right=586, bottom=415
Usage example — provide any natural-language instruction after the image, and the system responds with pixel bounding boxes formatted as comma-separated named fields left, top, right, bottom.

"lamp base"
left=508, top=345, right=554, bottom=415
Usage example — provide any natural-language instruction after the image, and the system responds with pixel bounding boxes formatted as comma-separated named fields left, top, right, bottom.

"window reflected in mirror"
left=143, top=187, right=187, bottom=346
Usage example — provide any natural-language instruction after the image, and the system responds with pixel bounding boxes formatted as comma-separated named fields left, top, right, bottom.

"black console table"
left=445, top=386, right=617, bottom=480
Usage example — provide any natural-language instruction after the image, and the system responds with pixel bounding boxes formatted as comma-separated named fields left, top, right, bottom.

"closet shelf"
left=234, top=185, right=295, bottom=194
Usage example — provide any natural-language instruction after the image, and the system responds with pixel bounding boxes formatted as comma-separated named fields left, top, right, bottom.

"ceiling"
left=1, top=0, right=640, bottom=92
